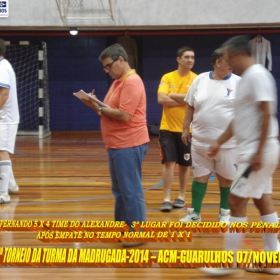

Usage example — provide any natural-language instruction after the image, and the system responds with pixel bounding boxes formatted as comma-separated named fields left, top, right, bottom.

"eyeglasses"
left=103, top=59, right=118, bottom=70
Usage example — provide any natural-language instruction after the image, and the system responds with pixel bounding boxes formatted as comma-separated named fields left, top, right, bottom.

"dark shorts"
left=158, top=130, right=192, bottom=166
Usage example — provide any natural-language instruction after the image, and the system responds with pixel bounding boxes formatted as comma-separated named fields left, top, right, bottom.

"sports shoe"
left=8, top=184, right=19, bottom=194
left=179, top=208, right=201, bottom=223
left=246, top=266, right=280, bottom=275
left=172, top=198, right=186, bottom=208
left=122, top=242, right=145, bottom=248
left=218, top=208, right=230, bottom=223
left=200, top=267, right=244, bottom=276
left=160, top=201, right=172, bottom=212
left=199, top=267, right=233, bottom=276
left=0, top=194, right=10, bottom=204
left=246, top=241, right=280, bottom=274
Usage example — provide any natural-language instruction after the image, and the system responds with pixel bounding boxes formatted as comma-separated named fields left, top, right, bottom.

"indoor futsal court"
left=2, top=133, right=280, bottom=279
left=1, top=0, right=280, bottom=279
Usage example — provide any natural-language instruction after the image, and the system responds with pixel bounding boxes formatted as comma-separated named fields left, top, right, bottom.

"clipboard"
left=73, top=89, right=110, bottom=108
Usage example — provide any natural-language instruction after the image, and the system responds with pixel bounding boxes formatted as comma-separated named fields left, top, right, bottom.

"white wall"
left=0, top=0, right=280, bottom=30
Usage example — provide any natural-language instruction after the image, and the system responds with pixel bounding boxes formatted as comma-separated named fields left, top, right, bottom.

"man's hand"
left=157, top=92, right=181, bottom=107
left=205, top=141, right=221, bottom=159
left=181, top=129, right=190, bottom=146
left=250, top=152, right=262, bottom=171
left=81, top=96, right=99, bottom=111
left=168, top=93, right=187, bottom=104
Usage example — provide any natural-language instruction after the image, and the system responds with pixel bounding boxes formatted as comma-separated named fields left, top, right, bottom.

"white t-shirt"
left=234, top=64, right=279, bottom=154
left=185, top=71, right=240, bottom=148
left=0, top=58, right=19, bottom=124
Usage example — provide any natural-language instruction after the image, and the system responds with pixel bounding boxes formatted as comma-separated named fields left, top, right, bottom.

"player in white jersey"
left=201, top=36, right=280, bottom=276
left=179, top=48, right=240, bottom=224
left=0, top=38, right=20, bottom=203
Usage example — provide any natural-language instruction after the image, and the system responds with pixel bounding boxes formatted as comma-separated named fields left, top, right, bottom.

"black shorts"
left=158, top=130, right=192, bottom=166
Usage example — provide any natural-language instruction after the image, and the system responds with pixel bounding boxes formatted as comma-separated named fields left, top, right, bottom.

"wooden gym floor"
left=1, top=132, right=280, bottom=280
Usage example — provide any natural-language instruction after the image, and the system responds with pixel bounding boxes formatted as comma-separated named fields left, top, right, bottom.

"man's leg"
left=245, top=148, right=279, bottom=274
left=160, top=161, right=176, bottom=211
left=158, top=130, right=177, bottom=211
left=179, top=174, right=209, bottom=223
left=244, top=194, right=280, bottom=274
left=112, top=144, right=147, bottom=228
left=0, top=124, right=18, bottom=202
left=180, top=145, right=213, bottom=222
left=199, top=193, right=248, bottom=276
left=107, top=149, right=126, bottom=223
left=173, top=132, right=192, bottom=208
left=216, top=173, right=232, bottom=222
left=254, top=194, right=278, bottom=251
left=162, top=161, right=176, bottom=203
left=0, top=150, right=11, bottom=203
left=215, top=148, right=237, bottom=222
left=225, top=193, right=249, bottom=252
left=253, top=149, right=279, bottom=252
left=9, top=163, right=19, bottom=193
left=178, top=165, right=190, bottom=202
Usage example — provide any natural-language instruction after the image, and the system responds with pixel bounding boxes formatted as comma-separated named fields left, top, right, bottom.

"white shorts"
left=191, top=144, right=237, bottom=180
left=231, top=149, right=279, bottom=199
left=0, top=124, right=18, bottom=154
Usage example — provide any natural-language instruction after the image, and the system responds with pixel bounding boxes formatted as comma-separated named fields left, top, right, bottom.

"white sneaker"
left=0, top=194, right=10, bottom=204
left=122, top=242, right=145, bottom=248
left=218, top=208, right=230, bottom=223
left=200, top=267, right=244, bottom=276
left=199, top=267, right=233, bottom=276
left=8, top=184, right=19, bottom=194
left=246, top=241, right=280, bottom=274
left=179, top=208, right=201, bottom=223
left=246, top=266, right=280, bottom=275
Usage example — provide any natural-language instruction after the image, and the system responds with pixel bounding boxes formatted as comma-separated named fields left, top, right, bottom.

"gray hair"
left=99, top=43, right=128, bottom=61
left=211, top=48, right=225, bottom=65
left=221, top=35, right=252, bottom=56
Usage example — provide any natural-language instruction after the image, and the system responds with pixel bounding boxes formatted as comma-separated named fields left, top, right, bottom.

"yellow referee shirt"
left=158, top=70, right=197, bottom=132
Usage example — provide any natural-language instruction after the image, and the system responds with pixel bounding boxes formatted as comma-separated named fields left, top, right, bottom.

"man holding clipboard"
left=74, top=89, right=109, bottom=109
left=79, top=44, right=149, bottom=247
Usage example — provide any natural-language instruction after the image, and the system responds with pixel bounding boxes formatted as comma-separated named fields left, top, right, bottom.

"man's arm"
left=0, top=87, right=9, bottom=109
left=168, top=93, right=187, bottom=104
left=81, top=96, right=131, bottom=122
left=206, top=121, right=234, bottom=159
left=181, top=103, right=194, bottom=145
left=157, top=92, right=182, bottom=107
left=216, top=121, right=234, bottom=146
left=256, top=101, right=271, bottom=153
left=250, top=101, right=271, bottom=171
left=99, top=107, right=131, bottom=122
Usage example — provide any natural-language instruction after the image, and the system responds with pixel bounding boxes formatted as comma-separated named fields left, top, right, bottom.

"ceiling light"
left=70, top=28, right=78, bottom=36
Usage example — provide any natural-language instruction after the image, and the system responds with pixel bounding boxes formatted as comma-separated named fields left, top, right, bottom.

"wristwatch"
left=97, top=107, right=102, bottom=116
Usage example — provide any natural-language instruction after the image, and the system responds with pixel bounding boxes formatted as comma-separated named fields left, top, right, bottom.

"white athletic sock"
left=9, top=164, right=16, bottom=187
left=0, top=160, right=11, bottom=195
left=262, top=212, right=279, bottom=251
left=225, top=216, right=247, bottom=253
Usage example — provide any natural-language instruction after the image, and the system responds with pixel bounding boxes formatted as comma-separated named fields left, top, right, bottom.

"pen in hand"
left=89, top=89, right=96, bottom=98
left=89, top=89, right=93, bottom=95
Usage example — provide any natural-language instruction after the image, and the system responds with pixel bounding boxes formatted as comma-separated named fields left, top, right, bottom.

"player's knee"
left=228, top=199, right=238, bottom=213
left=228, top=195, right=247, bottom=215
left=0, top=150, right=9, bottom=160
left=253, top=194, right=274, bottom=214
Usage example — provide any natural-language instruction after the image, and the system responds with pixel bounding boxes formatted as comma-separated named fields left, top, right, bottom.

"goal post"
left=5, top=41, right=51, bottom=138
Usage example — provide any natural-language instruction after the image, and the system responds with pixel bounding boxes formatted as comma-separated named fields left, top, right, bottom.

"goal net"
left=5, top=41, right=51, bottom=138
left=56, top=0, right=115, bottom=21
